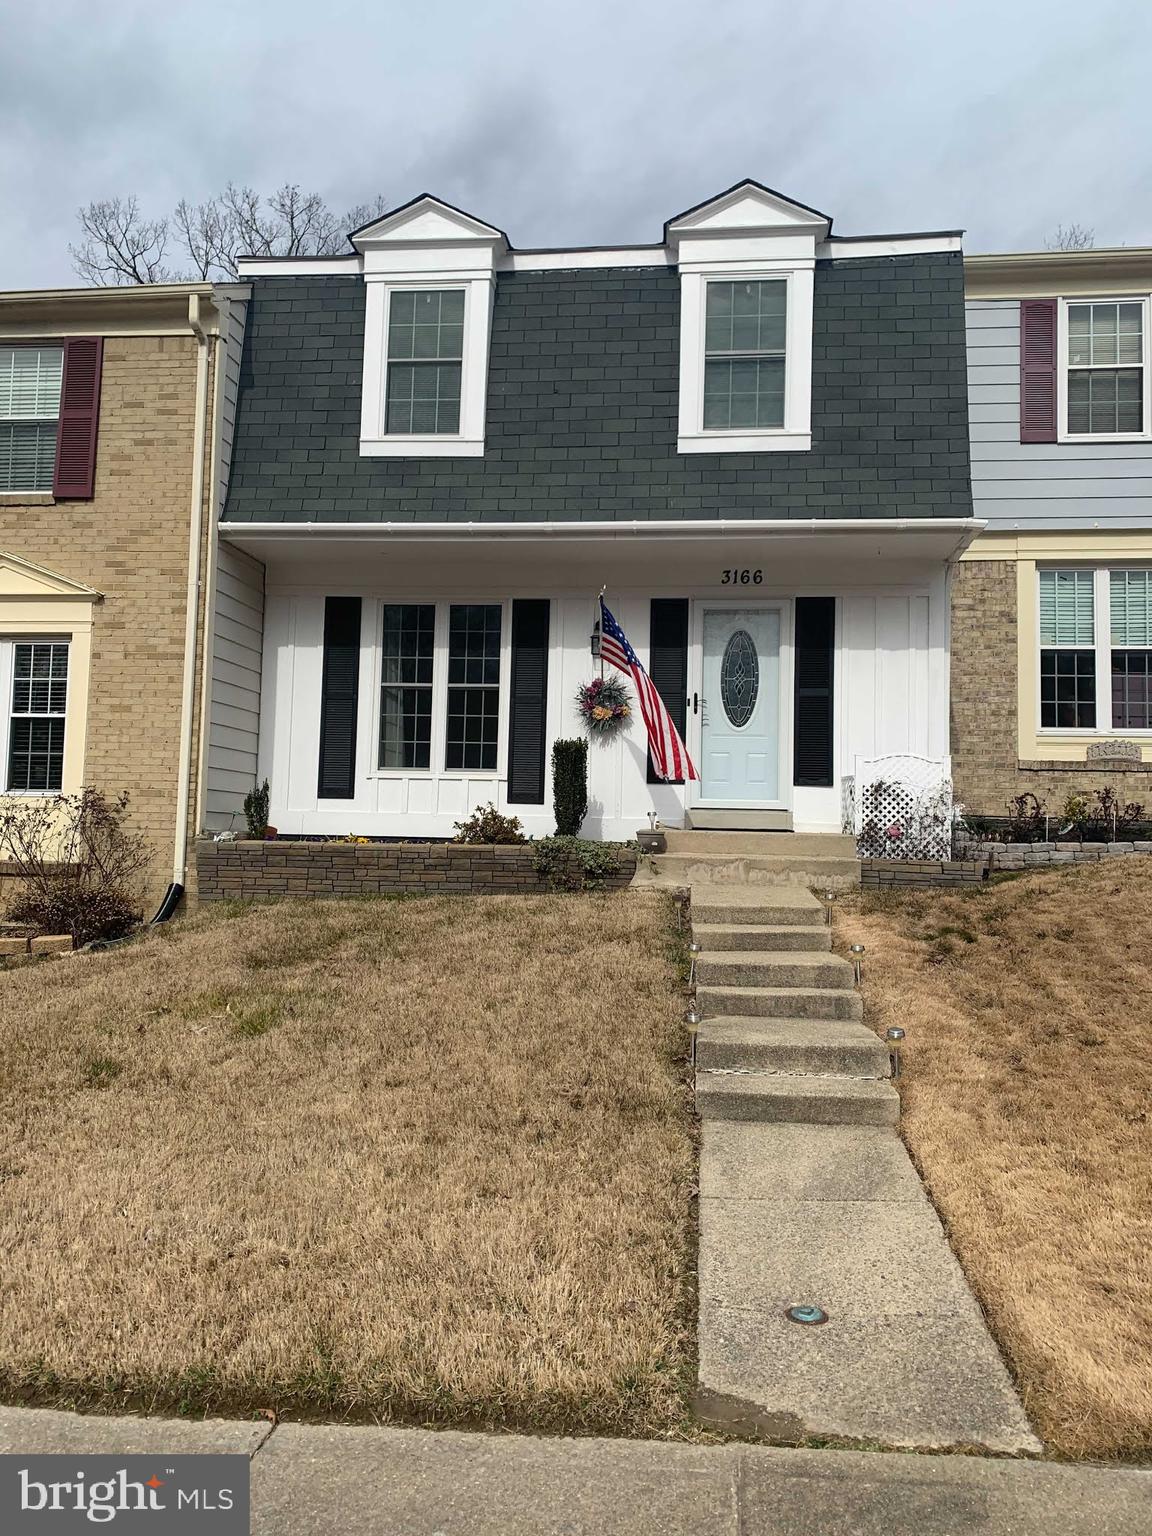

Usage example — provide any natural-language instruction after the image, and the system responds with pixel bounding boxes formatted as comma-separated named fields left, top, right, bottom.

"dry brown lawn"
left=838, top=861, right=1152, bottom=1461
left=0, top=892, right=695, bottom=1435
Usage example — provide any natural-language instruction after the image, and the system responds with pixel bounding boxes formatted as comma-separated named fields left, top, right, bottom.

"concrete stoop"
left=689, top=885, right=1041, bottom=1454
left=636, top=829, right=862, bottom=893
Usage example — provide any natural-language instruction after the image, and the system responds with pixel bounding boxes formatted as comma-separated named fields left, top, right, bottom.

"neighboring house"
left=0, top=282, right=247, bottom=906
left=956, top=249, right=1152, bottom=816
left=208, top=180, right=975, bottom=840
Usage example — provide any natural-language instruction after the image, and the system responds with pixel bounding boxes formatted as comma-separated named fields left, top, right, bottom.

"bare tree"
left=69, top=196, right=173, bottom=285
left=1046, top=223, right=1096, bottom=252
left=71, top=185, right=387, bottom=285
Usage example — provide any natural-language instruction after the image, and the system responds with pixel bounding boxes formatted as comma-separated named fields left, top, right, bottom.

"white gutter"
left=219, top=516, right=985, bottom=544
left=172, top=294, right=213, bottom=890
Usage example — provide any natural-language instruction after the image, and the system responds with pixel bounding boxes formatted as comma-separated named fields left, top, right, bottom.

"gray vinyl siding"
left=224, top=254, right=972, bottom=524
left=204, top=541, right=264, bottom=831
left=967, top=299, right=1152, bottom=529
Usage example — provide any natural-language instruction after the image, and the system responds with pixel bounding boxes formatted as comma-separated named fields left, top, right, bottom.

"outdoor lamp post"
left=886, top=1027, right=906, bottom=1079
left=849, top=943, right=865, bottom=984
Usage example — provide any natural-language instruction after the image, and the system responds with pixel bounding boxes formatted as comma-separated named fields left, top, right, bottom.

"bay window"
left=1039, top=568, right=1152, bottom=732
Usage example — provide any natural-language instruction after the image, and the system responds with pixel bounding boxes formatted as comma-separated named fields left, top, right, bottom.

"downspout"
left=157, top=292, right=212, bottom=917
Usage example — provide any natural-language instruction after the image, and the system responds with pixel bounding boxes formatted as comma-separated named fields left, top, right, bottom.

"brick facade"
left=196, top=839, right=637, bottom=900
left=225, top=255, right=971, bottom=524
left=0, top=332, right=212, bottom=908
left=950, top=559, right=1152, bottom=816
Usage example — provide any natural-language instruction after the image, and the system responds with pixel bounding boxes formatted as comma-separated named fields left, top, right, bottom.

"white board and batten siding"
left=257, top=580, right=947, bottom=840
left=967, top=300, right=1152, bottom=529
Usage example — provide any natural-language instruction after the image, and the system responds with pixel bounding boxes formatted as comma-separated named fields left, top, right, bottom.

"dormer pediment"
left=350, top=195, right=507, bottom=253
left=666, top=180, right=831, bottom=246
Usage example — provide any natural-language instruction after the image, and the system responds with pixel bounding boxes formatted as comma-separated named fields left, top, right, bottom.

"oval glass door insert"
left=720, top=629, right=759, bottom=728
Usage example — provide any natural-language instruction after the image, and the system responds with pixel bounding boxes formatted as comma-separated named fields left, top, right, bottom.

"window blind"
left=1110, top=570, right=1152, bottom=646
left=1039, top=570, right=1094, bottom=645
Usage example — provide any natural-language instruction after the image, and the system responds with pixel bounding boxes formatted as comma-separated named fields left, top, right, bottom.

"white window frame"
left=1057, top=296, right=1152, bottom=444
left=1036, top=566, right=1152, bottom=735
left=366, top=597, right=510, bottom=777
left=360, top=276, right=493, bottom=458
left=0, top=634, right=70, bottom=794
left=678, top=264, right=814, bottom=454
left=0, top=343, right=64, bottom=495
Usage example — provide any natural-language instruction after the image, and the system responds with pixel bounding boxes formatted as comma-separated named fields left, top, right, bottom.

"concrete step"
left=655, top=853, right=859, bottom=892
left=695, top=1018, right=891, bottom=1077
left=664, top=831, right=857, bottom=856
left=693, top=923, right=831, bottom=952
left=696, top=1070, right=899, bottom=1126
left=698, top=984, right=864, bottom=1022
left=687, top=809, right=793, bottom=831
left=690, top=885, right=825, bottom=927
left=698, top=949, right=854, bottom=990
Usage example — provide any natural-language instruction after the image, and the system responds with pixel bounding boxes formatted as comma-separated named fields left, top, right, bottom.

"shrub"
left=1004, top=792, right=1046, bottom=842
left=452, top=803, right=527, bottom=844
left=244, top=778, right=271, bottom=839
left=533, top=836, right=634, bottom=890
left=0, top=788, right=152, bottom=948
left=552, top=739, right=588, bottom=837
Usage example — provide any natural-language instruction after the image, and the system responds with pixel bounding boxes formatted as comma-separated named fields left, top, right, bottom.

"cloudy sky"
left=3, top=0, right=1151, bottom=287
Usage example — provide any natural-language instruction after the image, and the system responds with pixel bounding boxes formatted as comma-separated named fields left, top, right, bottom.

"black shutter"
left=647, top=599, right=689, bottom=785
left=317, top=597, right=362, bottom=799
left=507, top=599, right=550, bottom=803
left=793, top=597, right=835, bottom=787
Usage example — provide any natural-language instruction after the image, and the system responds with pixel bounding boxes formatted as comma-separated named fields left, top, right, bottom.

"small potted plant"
left=636, top=812, right=666, bottom=854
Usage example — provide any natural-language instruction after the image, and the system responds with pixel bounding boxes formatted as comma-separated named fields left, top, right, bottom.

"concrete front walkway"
left=2, top=1408, right=1149, bottom=1534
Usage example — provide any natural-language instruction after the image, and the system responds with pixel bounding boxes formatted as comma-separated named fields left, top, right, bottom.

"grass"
left=0, top=891, right=696, bottom=1436
left=837, top=861, right=1152, bottom=1461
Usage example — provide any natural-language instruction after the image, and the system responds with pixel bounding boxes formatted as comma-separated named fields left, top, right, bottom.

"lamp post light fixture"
left=849, top=942, right=865, bottom=984
left=886, top=1026, right=906, bottom=1080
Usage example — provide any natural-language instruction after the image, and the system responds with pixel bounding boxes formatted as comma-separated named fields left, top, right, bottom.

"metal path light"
left=687, top=939, right=702, bottom=987
left=849, top=943, right=865, bottom=984
left=886, top=1027, right=906, bottom=1080
left=823, top=889, right=835, bottom=927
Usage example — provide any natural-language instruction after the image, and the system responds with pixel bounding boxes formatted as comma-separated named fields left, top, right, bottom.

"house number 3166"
left=721, top=569, right=763, bottom=585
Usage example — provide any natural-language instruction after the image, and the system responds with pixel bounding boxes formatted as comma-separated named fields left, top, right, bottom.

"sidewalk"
left=2, top=1406, right=1149, bottom=1533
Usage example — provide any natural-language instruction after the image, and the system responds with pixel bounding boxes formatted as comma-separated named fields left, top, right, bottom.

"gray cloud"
left=2, top=0, right=1151, bottom=288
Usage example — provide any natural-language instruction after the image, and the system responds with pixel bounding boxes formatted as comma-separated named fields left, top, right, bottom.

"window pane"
left=385, top=361, right=462, bottom=435
left=1039, top=569, right=1094, bottom=644
left=703, top=357, right=785, bottom=430
left=705, top=280, right=787, bottom=355
left=1110, top=570, right=1152, bottom=645
left=0, top=422, right=58, bottom=492
left=1112, top=650, right=1152, bottom=730
left=1069, top=367, right=1144, bottom=435
left=387, top=289, right=465, bottom=362
left=7, top=641, right=68, bottom=792
left=1040, top=648, right=1096, bottom=729
left=0, top=346, right=63, bottom=420
left=445, top=604, right=501, bottom=770
left=379, top=605, right=434, bottom=770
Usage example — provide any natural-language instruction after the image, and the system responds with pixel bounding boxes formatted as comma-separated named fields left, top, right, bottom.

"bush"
left=452, top=803, right=527, bottom=844
left=533, top=836, right=634, bottom=890
left=244, top=778, right=271, bottom=839
left=552, top=739, right=588, bottom=837
left=0, top=788, right=152, bottom=948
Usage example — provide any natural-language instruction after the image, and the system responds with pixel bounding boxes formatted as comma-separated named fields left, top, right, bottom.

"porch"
left=204, top=519, right=976, bottom=844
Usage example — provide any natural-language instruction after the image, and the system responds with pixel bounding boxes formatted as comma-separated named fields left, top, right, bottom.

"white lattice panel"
left=851, top=755, right=953, bottom=860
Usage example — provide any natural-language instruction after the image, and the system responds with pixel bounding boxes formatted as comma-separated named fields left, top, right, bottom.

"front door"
left=698, top=606, right=786, bottom=806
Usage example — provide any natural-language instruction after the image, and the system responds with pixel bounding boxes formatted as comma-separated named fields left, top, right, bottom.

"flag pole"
left=597, top=585, right=606, bottom=681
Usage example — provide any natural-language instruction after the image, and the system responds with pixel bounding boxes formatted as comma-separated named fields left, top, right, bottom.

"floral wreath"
left=577, top=674, right=632, bottom=737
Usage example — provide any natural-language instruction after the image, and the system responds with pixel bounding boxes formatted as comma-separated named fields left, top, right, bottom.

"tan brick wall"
left=0, top=333, right=212, bottom=909
left=951, top=560, right=1152, bottom=816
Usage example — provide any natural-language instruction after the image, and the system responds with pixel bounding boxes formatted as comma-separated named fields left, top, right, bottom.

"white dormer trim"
left=356, top=196, right=505, bottom=459
left=672, top=183, right=821, bottom=454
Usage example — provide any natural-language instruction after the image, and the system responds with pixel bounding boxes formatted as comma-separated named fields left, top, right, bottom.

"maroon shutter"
left=52, top=337, right=103, bottom=498
left=1019, top=299, right=1057, bottom=443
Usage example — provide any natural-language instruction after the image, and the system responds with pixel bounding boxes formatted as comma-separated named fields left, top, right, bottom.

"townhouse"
left=955, top=247, right=1152, bottom=817
left=206, top=180, right=975, bottom=842
left=0, top=282, right=246, bottom=906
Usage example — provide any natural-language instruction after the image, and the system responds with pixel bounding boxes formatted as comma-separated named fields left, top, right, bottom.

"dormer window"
left=385, top=289, right=465, bottom=436
left=668, top=182, right=825, bottom=455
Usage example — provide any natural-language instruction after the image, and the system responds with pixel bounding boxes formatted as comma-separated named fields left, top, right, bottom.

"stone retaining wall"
left=862, top=859, right=988, bottom=888
left=960, top=841, right=1152, bottom=871
left=196, top=839, right=637, bottom=902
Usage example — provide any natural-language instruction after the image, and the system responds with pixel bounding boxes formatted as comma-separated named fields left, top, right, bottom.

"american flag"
left=598, top=598, right=698, bottom=782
